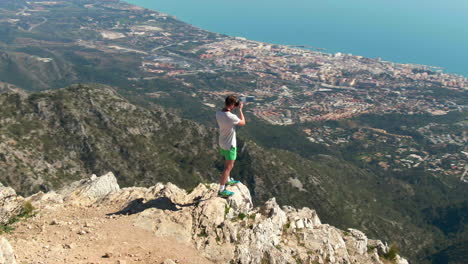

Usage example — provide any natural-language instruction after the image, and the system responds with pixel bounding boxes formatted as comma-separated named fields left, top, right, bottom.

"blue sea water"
left=125, top=0, right=468, bottom=77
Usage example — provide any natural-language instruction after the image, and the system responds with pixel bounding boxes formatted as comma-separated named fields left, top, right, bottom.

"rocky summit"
left=1, top=172, right=408, bottom=264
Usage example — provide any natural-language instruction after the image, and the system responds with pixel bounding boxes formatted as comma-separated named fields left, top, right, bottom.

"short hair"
left=225, top=95, right=238, bottom=106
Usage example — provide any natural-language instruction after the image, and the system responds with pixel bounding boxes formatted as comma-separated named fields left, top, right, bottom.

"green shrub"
left=237, top=213, right=246, bottom=220
left=0, top=225, right=14, bottom=234
left=18, top=201, right=35, bottom=218
left=0, top=201, right=36, bottom=234
left=383, top=244, right=399, bottom=261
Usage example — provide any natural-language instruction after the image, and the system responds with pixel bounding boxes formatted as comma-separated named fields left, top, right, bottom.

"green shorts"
left=219, top=147, right=237, bottom=160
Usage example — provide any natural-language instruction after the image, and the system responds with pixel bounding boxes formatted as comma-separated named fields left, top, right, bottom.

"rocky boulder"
left=59, top=172, right=120, bottom=200
left=0, top=237, right=16, bottom=264
left=87, top=174, right=410, bottom=264
left=0, top=184, right=24, bottom=225
left=21, top=172, right=409, bottom=264
left=28, top=172, right=120, bottom=208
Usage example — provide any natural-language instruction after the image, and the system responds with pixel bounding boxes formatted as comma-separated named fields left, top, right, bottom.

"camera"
left=234, top=96, right=246, bottom=106
left=234, top=96, right=253, bottom=106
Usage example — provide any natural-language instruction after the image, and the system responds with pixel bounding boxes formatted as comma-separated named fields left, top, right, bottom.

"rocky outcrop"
left=0, top=184, right=24, bottom=225
left=28, top=172, right=120, bottom=208
left=23, top=172, right=408, bottom=264
left=0, top=186, right=22, bottom=264
left=0, top=237, right=16, bottom=264
left=59, top=172, right=120, bottom=202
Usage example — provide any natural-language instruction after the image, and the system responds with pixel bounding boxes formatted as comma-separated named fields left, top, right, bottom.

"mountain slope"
left=0, top=85, right=221, bottom=193
left=0, top=85, right=454, bottom=262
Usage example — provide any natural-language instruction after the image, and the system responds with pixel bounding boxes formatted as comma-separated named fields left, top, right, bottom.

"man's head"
left=225, top=95, right=238, bottom=108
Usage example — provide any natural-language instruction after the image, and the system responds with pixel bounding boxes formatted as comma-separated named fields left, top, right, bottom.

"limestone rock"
left=59, top=172, right=120, bottom=203
left=27, top=191, right=64, bottom=209
left=344, top=228, right=368, bottom=255
left=0, top=186, right=24, bottom=225
left=235, top=198, right=289, bottom=264
left=368, top=239, right=388, bottom=255
left=102, top=181, right=408, bottom=264
left=225, top=183, right=253, bottom=214
left=284, top=206, right=321, bottom=230
left=14, top=174, right=410, bottom=264
left=395, top=255, right=410, bottom=264
left=157, top=183, right=187, bottom=205
left=0, top=237, right=16, bottom=264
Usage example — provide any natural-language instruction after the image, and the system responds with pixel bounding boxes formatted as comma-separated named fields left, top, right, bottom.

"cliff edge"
left=1, top=173, right=409, bottom=264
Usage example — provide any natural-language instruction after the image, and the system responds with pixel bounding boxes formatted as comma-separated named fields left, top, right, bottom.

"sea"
left=124, top=0, right=468, bottom=77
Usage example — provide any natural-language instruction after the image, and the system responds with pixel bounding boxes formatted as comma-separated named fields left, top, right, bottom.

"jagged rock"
left=0, top=237, right=16, bottom=264
left=0, top=185, right=24, bottom=225
left=344, top=228, right=369, bottom=255
left=157, top=183, right=187, bottom=205
left=106, top=180, right=408, bottom=264
left=62, top=172, right=120, bottom=200
left=27, top=172, right=120, bottom=207
left=28, top=191, right=64, bottom=208
left=225, top=183, right=253, bottom=214
left=368, top=239, right=388, bottom=255
left=195, top=197, right=226, bottom=227
left=17, top=173, right=410, bottom=264
left=298, top=224, right=351, bottom=263
left=370, top=250, right=384, bottom=264
left=395, top=255, right=410, bottom=264
left=192, top=196, right=236, bottom=262
left=284, top=206, right=321, bottom=229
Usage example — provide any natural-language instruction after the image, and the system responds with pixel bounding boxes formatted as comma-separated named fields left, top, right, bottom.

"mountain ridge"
left=0, top=85, right=462, bottom=263
left=2, top=171, right=410, bottom=264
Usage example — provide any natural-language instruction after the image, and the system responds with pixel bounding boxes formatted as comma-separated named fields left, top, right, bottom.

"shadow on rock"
left=108, top=196, right=207, bottom=215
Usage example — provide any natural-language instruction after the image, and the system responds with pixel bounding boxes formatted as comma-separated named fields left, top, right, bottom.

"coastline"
left=123, top=0, right=468, bottom=77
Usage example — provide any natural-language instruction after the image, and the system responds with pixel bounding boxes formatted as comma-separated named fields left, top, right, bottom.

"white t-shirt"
left=216, top=110, right=241, bottom=150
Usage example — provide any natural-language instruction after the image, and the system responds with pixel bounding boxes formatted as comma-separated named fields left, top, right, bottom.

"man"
left=216, top=95, right=246, bottom=197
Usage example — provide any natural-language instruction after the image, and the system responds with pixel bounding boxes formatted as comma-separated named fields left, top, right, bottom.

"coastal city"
left=191, top=39, right=466, bottom=125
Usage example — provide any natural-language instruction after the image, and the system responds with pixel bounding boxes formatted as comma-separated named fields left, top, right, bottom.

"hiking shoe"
left=218, top=189, right=235, bottom=198
left=226, top=179, right=240, bottom=186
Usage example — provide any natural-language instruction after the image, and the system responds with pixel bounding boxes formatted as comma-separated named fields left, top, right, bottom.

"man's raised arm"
left=237, top=102, right=246, bottom=126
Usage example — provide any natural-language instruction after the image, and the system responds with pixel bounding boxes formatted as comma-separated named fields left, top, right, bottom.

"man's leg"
left=218, top=148, right=237, bottom=197
left=220, top=160, right=235, bottom=186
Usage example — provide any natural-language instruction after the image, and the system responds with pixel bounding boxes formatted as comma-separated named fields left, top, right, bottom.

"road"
left=151, top=41, right=189, bottom=52
left=28, top=17, right=47, bottom=31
